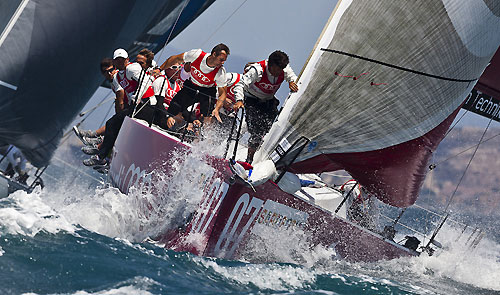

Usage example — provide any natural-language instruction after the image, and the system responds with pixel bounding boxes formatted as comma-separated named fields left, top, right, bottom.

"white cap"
left=113, top=48, right=128, bottom=59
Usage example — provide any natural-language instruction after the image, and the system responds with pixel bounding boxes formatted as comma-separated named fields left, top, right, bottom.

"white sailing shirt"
left=183, top=49, right=227, bottom=88
left=234, top=60, right=297, bottom=102
left=110, top=72, right=123, bottom=94
left=113, top=62, right=153, bottom=105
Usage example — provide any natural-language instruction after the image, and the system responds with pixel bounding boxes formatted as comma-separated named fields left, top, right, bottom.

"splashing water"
left=1, top=140, right=499, bottom=294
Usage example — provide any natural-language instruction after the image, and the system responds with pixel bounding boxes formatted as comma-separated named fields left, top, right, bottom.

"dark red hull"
left=109, top=117, right=417, bottom=262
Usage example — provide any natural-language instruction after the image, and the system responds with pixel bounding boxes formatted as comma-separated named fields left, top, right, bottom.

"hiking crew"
left=160, top=43, right=229, bottom=128
left=231, top=50, right=298, bottom=163
left=76, top=47, right=298, bottom=170
left=80, top=49, right=159, bottom=167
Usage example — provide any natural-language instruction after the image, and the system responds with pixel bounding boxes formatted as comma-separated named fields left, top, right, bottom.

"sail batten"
left=257, top=0, right=500, bottom=207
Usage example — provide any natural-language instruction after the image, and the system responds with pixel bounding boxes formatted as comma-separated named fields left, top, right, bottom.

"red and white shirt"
left=114, top=62, right=154, bottom=105
left=110, top=72, right=123, bottom=94
left=234, top=59, right=297, bottom=102
left=152, top=67, right=189, bottom=108
left=225, top=72, right=241, bottom=103
left=183, top=49, right=226, bottom=88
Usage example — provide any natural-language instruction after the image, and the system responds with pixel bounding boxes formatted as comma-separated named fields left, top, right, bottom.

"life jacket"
left=189, top=51, right=220, bottom=87
left=164, top=80, right=182, bottom=109
left=110, top=71, right=128, bottom=105
left=253, top=60, right=284, bottom=95
left=116, top=63, right=154, bottom=104
left=226, top=73, right=241, bottom=103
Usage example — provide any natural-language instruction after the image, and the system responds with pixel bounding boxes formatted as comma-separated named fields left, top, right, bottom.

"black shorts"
left=244, top=93, right=279, bottom=148
left=167, top=79, right=217, bottom=121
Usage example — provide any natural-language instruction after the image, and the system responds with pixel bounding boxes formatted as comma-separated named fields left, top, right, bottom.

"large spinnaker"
left=256, top=0, right=500, bottom=207
left=0, top=0, right=214, bottom=167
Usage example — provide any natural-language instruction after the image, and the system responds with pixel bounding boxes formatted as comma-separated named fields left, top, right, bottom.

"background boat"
left=0, top=0, right=215, bottom=167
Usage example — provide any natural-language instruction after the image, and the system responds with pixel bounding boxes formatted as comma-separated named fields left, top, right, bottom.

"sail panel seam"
left=320, top=48, right=478, bottom=83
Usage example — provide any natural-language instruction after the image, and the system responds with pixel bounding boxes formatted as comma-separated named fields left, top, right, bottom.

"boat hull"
left=109, top=117, right=417, bottom=262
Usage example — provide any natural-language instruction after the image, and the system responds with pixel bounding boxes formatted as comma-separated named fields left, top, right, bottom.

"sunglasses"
left=169, top=65, right=181, bottom=70
left=102, top=67, right=114, bottom=74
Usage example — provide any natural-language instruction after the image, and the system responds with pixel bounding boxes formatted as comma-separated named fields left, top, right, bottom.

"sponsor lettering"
left=258, top=82, right=280, bottom=92
left=191, top=68, right=212, bottom=84
left=463, top=89, right=500, bottom=123
left=119, top=78, right=129, bottom=89
left=166, top=88, right=176, bottom=99
left=214, top=194, right=264, bottom=257
left=213, top=195, right=309, bottom=258
left=256, top=200, right=308, bottom=230
left=111, top=163, right=151, bottom=194
left=191, top=175, right=230, bottom=236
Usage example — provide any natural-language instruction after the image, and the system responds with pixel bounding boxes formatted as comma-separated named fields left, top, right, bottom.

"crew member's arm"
left=179, top=63, right=190, bottom=81
left=283, top=64, right=299, bottom=92
left=232, top=66, right=260, bottom=111
left=212, top=86, right=227, bottom=122
left=210, top=68, right=228, bottom=122
left=159, top=53, right=185, bottom=71
left=114, top=90, right=125, bottom=112
left=111, top=73, right=125, bottom=112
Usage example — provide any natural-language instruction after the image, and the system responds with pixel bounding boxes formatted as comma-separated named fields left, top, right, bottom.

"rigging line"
left=379, top=214, right=428, bottom=239
left=70, top=91, right=114, bottom=131
left=444, top=109, right=469, bottom=138
left=79, top=95, right=114, bottom=117
left=424, top=161, right=435, bottom=234
left=156, top=0, right=191, bottom=64
left=58, top=92, right=115, bottom=146
left=200, top=0, right=249, bottom=47
left=99, top=100, right=115, bottom=128
left=320, top=48, right=478, bottom=83
left=444, top=115, right=494, bottom=213
left=434, top=132, right=500, bottom=166
left=51, top=156, right=103, bottom=183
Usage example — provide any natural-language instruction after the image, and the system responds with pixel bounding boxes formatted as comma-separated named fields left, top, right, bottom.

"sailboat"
left=108, top=1, right=500, bottom=262
left=0, top=0, right=215, bottom=196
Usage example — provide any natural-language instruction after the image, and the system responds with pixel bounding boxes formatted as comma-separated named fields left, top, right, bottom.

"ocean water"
left=1, top=143, right=499, bottom=295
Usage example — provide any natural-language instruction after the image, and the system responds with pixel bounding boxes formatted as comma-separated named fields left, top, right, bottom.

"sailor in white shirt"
left=159, top=43, right=229, bottom=128
left=229, top=50, right=298, bottom=163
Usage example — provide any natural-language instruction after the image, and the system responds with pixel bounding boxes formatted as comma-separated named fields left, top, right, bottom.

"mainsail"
left=0, top=0, right=214, bottom=167
left=256, top=0, right=500, bottom=207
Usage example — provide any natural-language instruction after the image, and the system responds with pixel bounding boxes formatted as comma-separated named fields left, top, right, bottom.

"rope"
left=156, top=0, right=191, bottom=63
left=432, top=132, right=500, bottom=167
left=78, top=95, right=114, bottom=117
left=320, top=48, right=478, bottom=83
left=444, top=109, right=469, bottom=138
left=379, top=214, right=428, bottom=239
left=200, top=0, right=249, bottom=47
left=51, top=156, right=103, bottom=183
left=444, top=117, right=494, bottom=213
left=99, top=99, right=115, bottom=128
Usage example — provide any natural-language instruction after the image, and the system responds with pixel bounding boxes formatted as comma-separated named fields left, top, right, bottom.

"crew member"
left=160, top=43, right=229, bottom=128
left=229, top=50, right=298, bottom=163
left=82, top=48, right=156, bottom=166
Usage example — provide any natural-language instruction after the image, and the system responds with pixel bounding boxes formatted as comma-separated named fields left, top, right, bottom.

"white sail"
left=255, top=0, right=500, bottom=207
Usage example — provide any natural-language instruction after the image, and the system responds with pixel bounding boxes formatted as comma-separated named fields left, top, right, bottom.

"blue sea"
left=1, top=144, right=499, bottom=295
